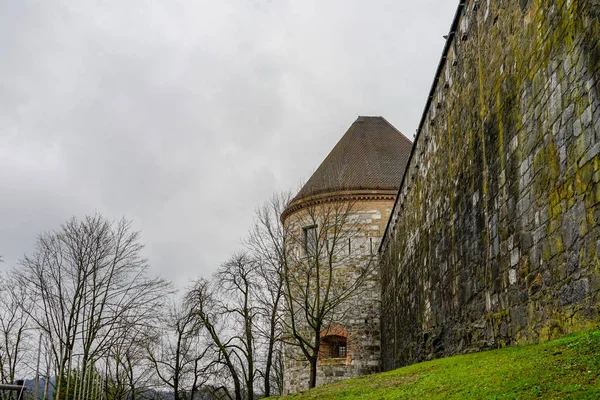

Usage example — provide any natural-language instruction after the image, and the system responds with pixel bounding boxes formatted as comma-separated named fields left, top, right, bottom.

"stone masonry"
left=282, top=199, right=392, bottom=394
left=380, top=0, right=600, bottom=370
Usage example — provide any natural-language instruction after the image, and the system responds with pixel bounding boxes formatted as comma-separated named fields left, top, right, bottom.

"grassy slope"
left=277, top=329, right=600, bottom=399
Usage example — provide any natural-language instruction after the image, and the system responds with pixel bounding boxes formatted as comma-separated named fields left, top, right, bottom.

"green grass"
left=275, top=329, right=600, bottom=399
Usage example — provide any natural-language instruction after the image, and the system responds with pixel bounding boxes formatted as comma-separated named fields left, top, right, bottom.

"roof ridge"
left=355, top=116, right=412, bottom=144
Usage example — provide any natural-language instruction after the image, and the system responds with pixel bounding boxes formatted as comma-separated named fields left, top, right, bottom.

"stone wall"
left=283, top=197, right=393, bottom=394
left=380, top=0, right=600, bottom=371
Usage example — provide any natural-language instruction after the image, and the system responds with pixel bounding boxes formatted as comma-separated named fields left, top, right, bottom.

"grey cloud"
left=0, top=0, right=457, bottom=289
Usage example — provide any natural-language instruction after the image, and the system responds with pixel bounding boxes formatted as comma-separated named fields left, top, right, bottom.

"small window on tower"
left=304, top=225, right=317, bottom=257
left=320, top=335, right=348, bottom=359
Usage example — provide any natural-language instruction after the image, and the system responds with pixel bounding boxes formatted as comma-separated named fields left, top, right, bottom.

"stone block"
left=559, top=278, right=590, bottom=306
left=582, top=105, right=593, bottom=128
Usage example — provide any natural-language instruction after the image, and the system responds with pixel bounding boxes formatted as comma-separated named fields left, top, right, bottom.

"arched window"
left=319, top=325, right=349, bottom=361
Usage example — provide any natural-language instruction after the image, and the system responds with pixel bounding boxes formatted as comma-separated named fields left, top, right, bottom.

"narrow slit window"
left=304, top=225, right=317, bottom=257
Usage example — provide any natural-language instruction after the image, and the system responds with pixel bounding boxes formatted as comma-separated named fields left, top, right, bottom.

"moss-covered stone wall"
left=379, top=0, right=600, bottom=370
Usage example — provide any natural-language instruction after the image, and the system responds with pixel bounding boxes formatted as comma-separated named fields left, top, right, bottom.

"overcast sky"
left=1, top=0, right=457, bottom=290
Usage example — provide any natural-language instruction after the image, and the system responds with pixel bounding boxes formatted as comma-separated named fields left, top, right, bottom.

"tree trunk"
left=308, top=357, right=318, bottom=389
left=263, top=302, right=280, bottom=398
left=264, top=341, right=273, bottom=397
left=230, top=372, right=242, bottom=400
left=244, top=309, right=254, bottom=400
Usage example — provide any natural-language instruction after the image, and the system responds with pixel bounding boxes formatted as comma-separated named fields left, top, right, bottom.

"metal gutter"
left=378, top=0, right=467, bottom=254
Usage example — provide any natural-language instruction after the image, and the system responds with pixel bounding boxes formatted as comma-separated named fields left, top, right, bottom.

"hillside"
left=277, top=329, right=600, bottom=399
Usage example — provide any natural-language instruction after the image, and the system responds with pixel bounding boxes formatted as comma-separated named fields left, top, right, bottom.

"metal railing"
left=0, top=381, right=26, bottom=400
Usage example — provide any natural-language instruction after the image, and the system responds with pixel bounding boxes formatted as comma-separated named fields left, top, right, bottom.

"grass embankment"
left=277, top=329, right=600, bottom=399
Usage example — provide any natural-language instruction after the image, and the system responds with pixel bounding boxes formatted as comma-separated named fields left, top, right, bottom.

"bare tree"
left=0, top=272, right=31, bottom=399
left=188, top=249, right=287, bottom=400
left=15, top=213, right=171, bottom=400
left=246, top=194, right=289, bottom=397
left=146, top=300, right=210, bottom=400
left=260, top=194, right=376, bottom=389
left=216, top=253, right=262, bottom=400
left=103, top=323, right=157, bottom=400
left=186, top=278, right=243, bottom=400
left=271, top=342, right=284, bottom=396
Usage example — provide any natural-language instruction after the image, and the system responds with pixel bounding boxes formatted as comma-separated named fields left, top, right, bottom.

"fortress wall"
left=380, top=0, right=600, bottom=370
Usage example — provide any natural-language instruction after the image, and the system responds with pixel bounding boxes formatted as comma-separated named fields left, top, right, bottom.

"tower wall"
left=282, top=197, right=394, bottom=394
left=380, top=0, right=600, bottom=371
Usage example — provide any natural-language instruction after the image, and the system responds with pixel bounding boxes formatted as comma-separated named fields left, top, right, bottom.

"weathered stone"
left=521, top=232, right=534, bottom=252
left=562, top=201, right=585, bottom=250
left=509, top=269, right=518, bottom=285
left=579, top=142, right=600, bottom=168
left=582, top=106, right=593, bottom=128
left=559, top=278, right=590, bottom=306
left=511, top=248, right=520, bottom=267
left=543, top=270, right=553, bottom=287
left=567, top=251, right=579, bottom=275
left=510, top=306, right=528, bottom=332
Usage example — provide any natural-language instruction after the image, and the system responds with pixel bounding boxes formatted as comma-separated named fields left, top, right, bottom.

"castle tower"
left=281, top=116, right=412, bottom=393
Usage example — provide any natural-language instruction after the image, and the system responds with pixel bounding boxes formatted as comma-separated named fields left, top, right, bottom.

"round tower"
left=281, top=116, right=412, bottom=393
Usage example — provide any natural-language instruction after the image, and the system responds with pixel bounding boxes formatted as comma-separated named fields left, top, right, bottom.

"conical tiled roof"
left=292, top=116, right=413, bottom=203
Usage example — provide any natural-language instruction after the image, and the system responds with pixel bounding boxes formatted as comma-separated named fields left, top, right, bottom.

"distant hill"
left=23, top=377, right=55, bottom=398
left=273, top=329, right=600, bottom=399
